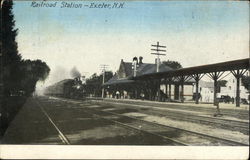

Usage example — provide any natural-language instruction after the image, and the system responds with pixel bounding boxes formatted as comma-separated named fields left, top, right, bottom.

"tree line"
left=1, top=0, right=50, bottom=136
left=84, top=71, right=113, bottom=97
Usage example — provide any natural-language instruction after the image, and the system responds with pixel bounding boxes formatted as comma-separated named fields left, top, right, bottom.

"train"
left=44, top=77, right=86, bottom=99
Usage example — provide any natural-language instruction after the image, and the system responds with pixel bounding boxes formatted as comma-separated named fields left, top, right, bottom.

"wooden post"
left=207, top=71, right=225, bottom=116
left=231, top=69, right=247, bottom=107
left=176, top=76, right=189, bottom=103
left=213, top=74, right=218, bottom=106
left=148, top=80, right=153, bottom=101
left=236, top=76, right=240, bottom=107
left=192, top=74, right=204, bottom=104
left=174, top=84, right=179, bottom=100
left=168, top=83, right=171, bottom=102
left=181, top=82, right=184, bottom=103
left=165, top=83, right=168, bottom=100
left=158, top=79, right=161, bottom=102
left=195, top=78, right=199, bottom=104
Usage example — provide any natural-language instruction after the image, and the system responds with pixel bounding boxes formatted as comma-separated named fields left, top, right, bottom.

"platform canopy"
left=134, top=58, right=250, bottom=80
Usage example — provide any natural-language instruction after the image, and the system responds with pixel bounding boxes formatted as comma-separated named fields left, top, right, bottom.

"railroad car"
left=44, top=78, right=85, bottom=99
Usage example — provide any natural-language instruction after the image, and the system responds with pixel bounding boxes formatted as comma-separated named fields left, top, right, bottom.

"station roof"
left=122, top=62, right=133, bottom=77
left=136, top=63, right=173, bottom=77
left=103, top=61, right=173, bottom=86
left=134, top=58, right=250, bottom=80
left=103, top=74, right=134, bottom=86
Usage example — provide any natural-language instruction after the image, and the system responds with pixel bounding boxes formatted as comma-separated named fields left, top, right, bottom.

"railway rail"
left=150, top=110, right=249, bottom=135
left=37, top=98, right=185, bottom=145
left=35, top=99, right=71, bottom=145
left=61, top=100, right=248, bottom=146
left=80, top=108, right=187, bottom=145
left=38, top=97, right=249, bottom=146
left=99, top=99, right=249, bottom=120
left=96, top=102, right=249, bottom=135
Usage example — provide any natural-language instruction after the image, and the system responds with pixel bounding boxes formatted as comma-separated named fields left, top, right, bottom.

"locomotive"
left=44, top=77, right=86, bottom=99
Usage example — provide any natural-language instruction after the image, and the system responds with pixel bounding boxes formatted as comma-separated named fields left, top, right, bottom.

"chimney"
left=139, top=56, right=143, bottom=65
left=133, top=57, right=138, bottom=65
left=132, top=57, right=138, bottom=77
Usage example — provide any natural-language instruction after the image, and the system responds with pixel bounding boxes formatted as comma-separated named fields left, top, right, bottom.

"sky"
left=12, top=0, right=249, bottom=91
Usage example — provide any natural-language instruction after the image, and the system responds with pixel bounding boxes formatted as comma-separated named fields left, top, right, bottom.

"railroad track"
left=38, top=98, right=185, bottom=145
left=63, top=101, right=248, bottom=146
left=97, top=102, right=249, bottom=135
left=150, top=110, right=249, bottom=135
left=100, top=100, right=249, bottom=120
left=41, top=97, right=249, bottom=146
left=35, top=99, right=71, bottom=145
left=80, top=108, right=187, bottom=145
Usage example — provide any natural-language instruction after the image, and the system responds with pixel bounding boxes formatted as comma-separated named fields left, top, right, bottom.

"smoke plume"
left=70, top=66, right=81, bottom=78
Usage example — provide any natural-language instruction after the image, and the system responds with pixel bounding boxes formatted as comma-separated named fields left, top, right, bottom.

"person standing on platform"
left=116, top=91, right=120, bottom=99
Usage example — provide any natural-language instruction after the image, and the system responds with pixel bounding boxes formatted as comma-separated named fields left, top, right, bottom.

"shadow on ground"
left=73, top=133, right=177, bottom=145
left=1, top=99, right=60, bottom=144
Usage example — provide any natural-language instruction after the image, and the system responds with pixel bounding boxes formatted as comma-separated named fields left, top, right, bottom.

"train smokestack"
left=139, top=56, right=143, bottom=65
left=70, top=66, right=81, bottom=78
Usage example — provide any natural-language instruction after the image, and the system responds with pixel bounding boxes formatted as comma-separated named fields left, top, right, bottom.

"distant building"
left=219, top=76, right=249, bottom=102
left=193, top=80, right=214, bottom=103
left=193, top=77, right=249, bottom=103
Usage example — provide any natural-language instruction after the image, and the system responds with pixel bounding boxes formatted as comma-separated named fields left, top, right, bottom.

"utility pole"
left=100, top=64, right=108, bottom=98
left=151, top=42, right=166, bottom=101
left=151, top=42, right=166, bottom=72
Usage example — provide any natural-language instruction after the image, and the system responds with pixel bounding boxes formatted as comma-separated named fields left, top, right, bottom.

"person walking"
left=116, top=91, right=120, bottom=99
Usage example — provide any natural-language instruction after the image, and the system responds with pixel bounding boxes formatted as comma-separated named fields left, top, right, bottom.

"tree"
left=20, top=60, right=50, bottom=96
left=0, top=0, right=51, bottom=136
left=85, top=71, right=113, bottom=96
left=101, top=71, right=113, bottom=83
left=1, top=0, right=22, bottom=96
left=241, top=75, right=250, bottom=91
left=216, top=80, right=228, bottom=93
left=1, top=0, right=23, bottom=136
left=162, top=60, right=182, bottom=69
left=1, top=1, right=50, bottom=97
left=218, top=80, right=227, bottom=87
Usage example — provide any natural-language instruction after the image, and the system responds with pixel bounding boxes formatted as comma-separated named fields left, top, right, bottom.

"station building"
left=103, top=57, right=194, bottom=101
left=103, top=57, right=249, bottom=107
